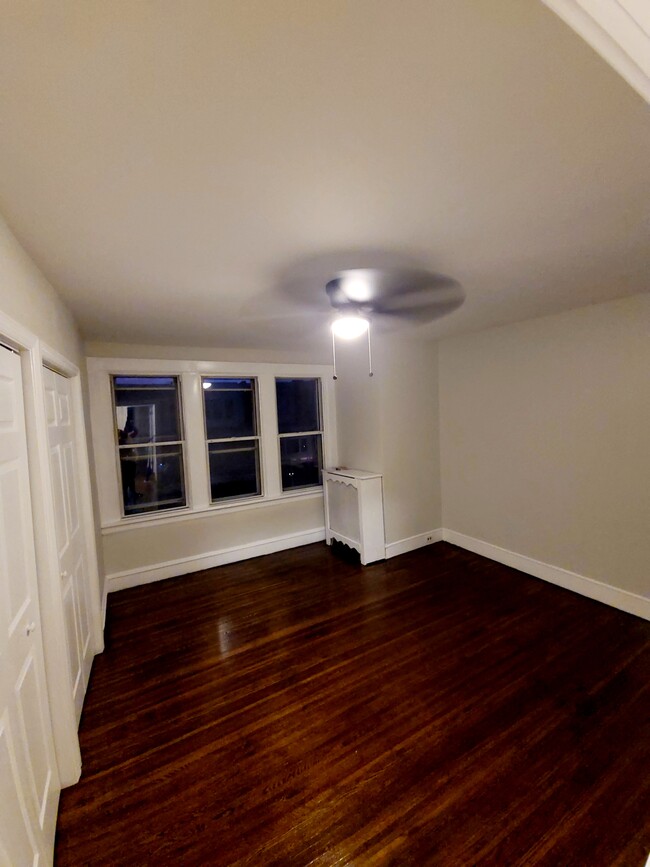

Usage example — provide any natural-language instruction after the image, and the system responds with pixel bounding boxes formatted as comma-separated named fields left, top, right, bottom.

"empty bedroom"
left=0, top=1, right=648, bottom=865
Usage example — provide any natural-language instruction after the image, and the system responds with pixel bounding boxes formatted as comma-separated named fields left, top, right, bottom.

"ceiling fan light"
left=342, top=275, right=373, bottom=303
left=331, top=315, right=369, bottom=340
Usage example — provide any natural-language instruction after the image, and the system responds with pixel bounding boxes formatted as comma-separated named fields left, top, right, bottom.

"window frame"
left=201, top=375, right=263, bottom=504
left=110, top=374, right=188, bottom=517
left=275, top=376, right=324, bottom=492
left=87, top=357, right=337, bottom=529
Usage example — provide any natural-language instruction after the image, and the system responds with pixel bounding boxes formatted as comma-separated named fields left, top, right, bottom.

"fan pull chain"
left=331, top=320, right=372, bottom=380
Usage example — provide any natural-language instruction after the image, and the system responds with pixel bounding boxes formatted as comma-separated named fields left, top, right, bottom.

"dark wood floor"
left=55, top=542, right=650, bottom=866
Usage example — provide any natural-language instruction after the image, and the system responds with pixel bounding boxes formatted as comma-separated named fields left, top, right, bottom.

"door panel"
left=0, top=347, right=60, bottom=866
left=49, top=443, right=69, bottom=557
left=43, top=367, right=94, bottom=724
left=62, top=581, right=81, bottom=696
left=75, top=553, right=91, bottom=659
left=63, top=443, right=79, bottom=536
left=15, top=653, right=53, bottom=828
left=0, top=713, right=39, bottom=867
left=1, top=461, right=35, bottom=632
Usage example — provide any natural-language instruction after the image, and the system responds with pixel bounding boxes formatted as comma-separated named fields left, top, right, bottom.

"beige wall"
left=335, top=338, right=383, bottom=473
left=335, top=334, right=442, bottom=546
left=103, top=496, right=325, bottom=577
left=85, top=341, right=329, bottom=365
left=439, top=294, right=650, bottom=598
left=0, top=215, right=82, bottom=362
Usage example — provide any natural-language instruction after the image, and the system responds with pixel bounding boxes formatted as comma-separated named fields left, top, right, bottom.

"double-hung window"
left=275, top=377, right=323, bottom=490
left=202, top=376, right=261, bottom=502
left=92, top=360, right=333, bottom=527
left=112, top=375, right=187, bottom=515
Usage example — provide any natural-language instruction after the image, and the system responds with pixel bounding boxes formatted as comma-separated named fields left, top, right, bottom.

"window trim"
left=202, top=375, right=263, bottom=503
left=110, top=373, right=188, bottom=518
left=275, top=376, right=324, bottom=493
left=87, top=357, right=337, bottom=529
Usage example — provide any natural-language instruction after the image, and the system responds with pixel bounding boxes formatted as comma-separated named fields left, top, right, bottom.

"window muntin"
left=202, top=377, right=262, bottom=502
left=112, top=375, right=187, bottom=515
left=275, top=378, right=323, bottom=491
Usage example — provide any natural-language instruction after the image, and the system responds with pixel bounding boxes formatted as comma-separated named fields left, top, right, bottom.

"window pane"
left=276, top=378, right=320, bottom=434
left=209, top=440, right=261, bottom=501
left=119, top=444, right=186, bottom=514
left=113, top=376, right=182, bottom=443
left=280, top=434, right=322, bottom=490
left=203, top=378, right=257, bottom=440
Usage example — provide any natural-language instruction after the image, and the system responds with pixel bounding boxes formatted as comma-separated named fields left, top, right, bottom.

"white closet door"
left=43, top=367, right=93, bottom=724
left=0, top=347, right=60, bottom=866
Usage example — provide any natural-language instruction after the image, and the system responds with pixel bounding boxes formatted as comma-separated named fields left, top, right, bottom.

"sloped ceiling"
left=0, top=0, right=648, bottom=353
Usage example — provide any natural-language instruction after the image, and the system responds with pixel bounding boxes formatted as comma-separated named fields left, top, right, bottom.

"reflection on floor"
left=56, top=542, right=650, bottom=865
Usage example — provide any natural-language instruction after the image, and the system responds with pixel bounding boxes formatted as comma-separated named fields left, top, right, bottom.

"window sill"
left=101, top=488, right=324, bottom=534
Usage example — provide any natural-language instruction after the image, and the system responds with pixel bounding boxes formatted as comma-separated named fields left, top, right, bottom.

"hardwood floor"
left=55, top=542, right=650, bottom=866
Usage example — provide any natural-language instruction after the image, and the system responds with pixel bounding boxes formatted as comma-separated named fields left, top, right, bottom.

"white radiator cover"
left=323, top=468, right=385, bottom=565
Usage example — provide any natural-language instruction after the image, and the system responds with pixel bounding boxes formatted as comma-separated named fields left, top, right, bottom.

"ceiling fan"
left=323, top=267, right=465, bottom=378
left=241, top=261, right=464, bottom=377
left=326, top=266, right=463, bottom=330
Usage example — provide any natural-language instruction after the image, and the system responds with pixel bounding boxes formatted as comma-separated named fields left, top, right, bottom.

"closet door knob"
left=25, top=621, right=36, bottom=636
left=61, top=570, right=68, bottom=579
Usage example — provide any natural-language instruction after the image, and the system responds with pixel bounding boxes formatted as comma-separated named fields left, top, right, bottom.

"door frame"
left=0, top=308, right=103, bottom=787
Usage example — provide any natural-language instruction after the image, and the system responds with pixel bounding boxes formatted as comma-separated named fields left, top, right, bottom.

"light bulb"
left=331, top=315, right=369, bottom=340
left=343, top=275, right=372, bottom=302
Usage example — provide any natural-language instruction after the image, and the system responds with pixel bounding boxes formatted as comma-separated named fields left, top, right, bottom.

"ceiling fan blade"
left=242, top=265, right=464, bottom=329
left=379, top=295, right=465, bottom=324
left=373, top=282, right=464, bottom=315
left=326, top=268, right=464, bottom=318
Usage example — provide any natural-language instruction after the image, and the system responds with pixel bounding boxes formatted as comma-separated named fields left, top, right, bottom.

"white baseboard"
left=104, top=523, right=648, bottom=621
left=385, top=529, right=443, bottom=559
left=106, top=528, right=326, bottom=593
left=443, top=529, right=650, bottom=621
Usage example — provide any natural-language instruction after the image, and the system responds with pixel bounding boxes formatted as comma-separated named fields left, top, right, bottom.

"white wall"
left=103, top=496, right=326, bottom=589
left=0, top=215, right=82, bottom=362
left=334, top=339, right=382, bottom=473
left=335, top=334, right=442, bottom=548
left=439, top=294, right=650, bottom=601
left=85, top=341, right=330, bottom=365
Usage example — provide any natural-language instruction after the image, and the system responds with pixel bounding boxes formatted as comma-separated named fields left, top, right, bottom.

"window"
left=275, top=378, right=323, bottom=490
left=112, top=376, right=186, bottom=515
left=90, top=359, right=333, bottom=526
left=202, top=377, right=261, bottom=502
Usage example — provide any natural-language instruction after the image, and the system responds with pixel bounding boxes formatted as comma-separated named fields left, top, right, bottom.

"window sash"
left=275, top=376, right=322, bottom=436
left=112, top=375, right=187, bottom=517
left=202, top=376, right=259, bottom=441
left=275, top=378, right=323, bottom=492
left=206, top=436, right=261, bottom=444
left=278, top=433, right=323, bottom=491
left=277, top=430, right=323, bottom=438
left=207, top=439, right=262, bottom=502
left=202, top=376, right=262, bottom=503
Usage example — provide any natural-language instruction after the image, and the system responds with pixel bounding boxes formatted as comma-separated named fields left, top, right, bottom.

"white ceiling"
left=0, top=0, right=648, bottom=353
